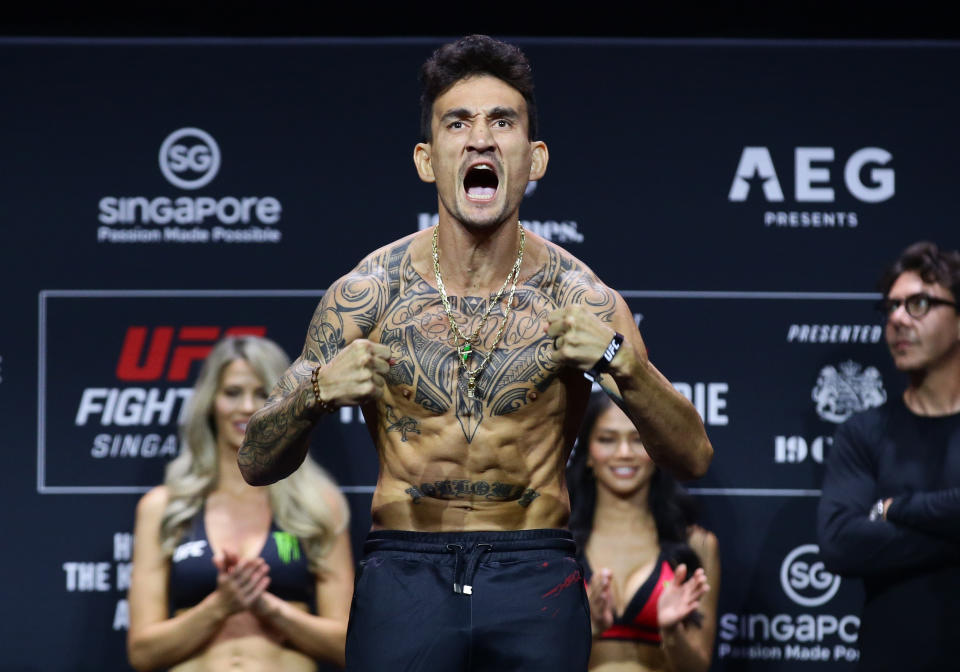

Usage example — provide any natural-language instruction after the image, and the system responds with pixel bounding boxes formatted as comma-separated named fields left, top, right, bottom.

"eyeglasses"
left=875, top=293, right=957, bottom=319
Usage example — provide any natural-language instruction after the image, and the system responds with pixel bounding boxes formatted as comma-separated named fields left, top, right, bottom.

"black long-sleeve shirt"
left=817, top=397, right=960, bottom=671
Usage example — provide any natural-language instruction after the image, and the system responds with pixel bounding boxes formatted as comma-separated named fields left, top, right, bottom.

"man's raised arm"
left=238, top=267, right=392, bottom=486
left=548, top=273, right=712, bottom=480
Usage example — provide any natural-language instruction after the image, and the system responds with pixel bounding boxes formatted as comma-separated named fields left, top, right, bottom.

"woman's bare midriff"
left=170, top=604, right=315, bottom=672
left=589, top=639, right=667, bottom=671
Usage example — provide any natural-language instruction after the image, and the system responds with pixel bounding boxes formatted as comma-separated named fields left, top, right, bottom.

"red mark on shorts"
left=542, top=562, right=549, bottom=567
left=542, top=569, right=582, bottom=599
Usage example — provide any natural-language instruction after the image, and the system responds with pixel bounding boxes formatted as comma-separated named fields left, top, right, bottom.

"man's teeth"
left=467, top=187, right=496, bottom=199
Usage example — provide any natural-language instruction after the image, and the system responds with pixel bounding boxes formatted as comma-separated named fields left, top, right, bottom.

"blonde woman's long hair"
left=159, top=336, right=347, bottom=572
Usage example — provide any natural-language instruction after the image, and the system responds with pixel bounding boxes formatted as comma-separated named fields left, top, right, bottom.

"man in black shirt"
left=818, top=241, right=960, bottom=671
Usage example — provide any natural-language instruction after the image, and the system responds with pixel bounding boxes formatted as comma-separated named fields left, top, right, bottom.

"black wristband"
left=583, top=332, right=624, bottom=383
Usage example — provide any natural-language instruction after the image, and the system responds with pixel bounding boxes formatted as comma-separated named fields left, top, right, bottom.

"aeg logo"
left=159, top=128, right=221, bottom=190
left=729, top=147, right=894, bottom=203
left=116, top=326, right=266, bottom=382
left=781, top=544, right=841, bottom=607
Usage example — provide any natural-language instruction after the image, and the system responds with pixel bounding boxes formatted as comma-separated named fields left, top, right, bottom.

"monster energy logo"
left=272, top=531, right=302, bottom=564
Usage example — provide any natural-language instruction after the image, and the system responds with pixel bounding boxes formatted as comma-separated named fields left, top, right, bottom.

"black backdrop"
left=1, top=36, right=957, bottom=670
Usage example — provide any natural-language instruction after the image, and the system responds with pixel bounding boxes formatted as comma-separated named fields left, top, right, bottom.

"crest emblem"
left=812, top=360, right=886, bottom=423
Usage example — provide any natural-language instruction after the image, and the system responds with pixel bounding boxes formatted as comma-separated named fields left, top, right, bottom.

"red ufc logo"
left=116, top=326, right=267, bottom=381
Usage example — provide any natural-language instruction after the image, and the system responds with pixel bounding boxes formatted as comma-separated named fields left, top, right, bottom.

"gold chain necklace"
left=432, top=222, right=525, bottom=399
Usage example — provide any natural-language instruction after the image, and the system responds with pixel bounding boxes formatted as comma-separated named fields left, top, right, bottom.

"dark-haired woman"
left=568, top=392, right=720, bottom=672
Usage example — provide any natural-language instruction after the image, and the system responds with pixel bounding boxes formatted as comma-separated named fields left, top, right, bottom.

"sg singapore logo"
left=781, top=544, right=840, bottom=607
left=159, top=127, right=221, bottom=190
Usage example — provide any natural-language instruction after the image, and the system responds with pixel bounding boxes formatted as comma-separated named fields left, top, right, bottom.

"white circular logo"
left=158, top=127, right=221, bottom=190
left=780, top=544, right=841, bottom=607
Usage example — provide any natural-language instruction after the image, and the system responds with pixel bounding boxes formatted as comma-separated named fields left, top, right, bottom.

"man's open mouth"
left=463, top=164, right=499, bottom=201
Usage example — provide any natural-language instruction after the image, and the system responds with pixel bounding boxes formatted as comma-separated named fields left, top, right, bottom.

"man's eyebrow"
left=439, top=107, right=474, bottom=122
left=439, top=106, right=521, bottom=122
left=487, top=106, right=520, bottom=120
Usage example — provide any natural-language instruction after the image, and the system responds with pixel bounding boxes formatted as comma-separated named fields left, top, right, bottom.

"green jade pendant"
left=461, top=343, right=472, bottom=363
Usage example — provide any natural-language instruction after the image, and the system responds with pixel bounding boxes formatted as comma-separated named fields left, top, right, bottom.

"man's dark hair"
left=419, top=34, right=538, bottom=143
left=880, top=241, right=960, bottom=299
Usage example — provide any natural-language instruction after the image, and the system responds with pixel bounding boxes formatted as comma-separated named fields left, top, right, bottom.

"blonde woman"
left=128, top=336, right=353, bottom=671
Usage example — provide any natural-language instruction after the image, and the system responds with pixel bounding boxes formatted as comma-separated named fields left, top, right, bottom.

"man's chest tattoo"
left=379, top=285, right=558, bottom=442
left=384, top=405, right=421, bottom=442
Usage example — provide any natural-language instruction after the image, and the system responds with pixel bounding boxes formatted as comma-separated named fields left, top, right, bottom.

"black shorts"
left=345, top=529, right=591, bottom=671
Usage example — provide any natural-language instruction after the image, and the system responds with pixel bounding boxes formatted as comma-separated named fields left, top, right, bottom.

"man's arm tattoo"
left=237, top=350, right=319, bottom=483
left=238, top=255, right=392, bottom=483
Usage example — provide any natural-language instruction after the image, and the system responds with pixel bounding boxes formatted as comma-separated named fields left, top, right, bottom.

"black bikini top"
left=168, top=509, right=315, bottom=613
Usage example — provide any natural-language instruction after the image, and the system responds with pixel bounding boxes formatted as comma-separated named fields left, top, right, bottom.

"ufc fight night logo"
left=75, top=324, right=267, bottom=430
left=116, top=326, right=266, bottom=381
left=158, top=128, right=221, bottom=190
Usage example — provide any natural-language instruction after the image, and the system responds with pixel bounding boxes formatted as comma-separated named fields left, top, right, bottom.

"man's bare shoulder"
left=338, top=231, right=422, bottom=288
left=527, top=232, right=618, bottom=315
left=315, top=231, right=427, bottom=341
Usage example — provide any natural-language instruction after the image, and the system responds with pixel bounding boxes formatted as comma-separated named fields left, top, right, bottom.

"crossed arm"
left=885, top=487, right=960, bottom=539
left=817, top=421, right=960, bottom=576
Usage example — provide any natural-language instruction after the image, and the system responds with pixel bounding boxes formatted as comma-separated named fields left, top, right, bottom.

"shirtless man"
left=239, top=35, right=712, bottom=671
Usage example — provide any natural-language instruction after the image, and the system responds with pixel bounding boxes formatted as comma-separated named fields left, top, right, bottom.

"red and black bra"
left=581, top=551, right=675, bottom=644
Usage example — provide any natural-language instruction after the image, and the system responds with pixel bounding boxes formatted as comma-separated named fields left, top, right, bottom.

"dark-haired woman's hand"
left=587, top=568, right=615, bottom=636
left=657, top=564, right=709, bottom=629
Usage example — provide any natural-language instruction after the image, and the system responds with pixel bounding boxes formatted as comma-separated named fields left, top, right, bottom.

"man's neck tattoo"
left=431, top=222, right=525, bottom=400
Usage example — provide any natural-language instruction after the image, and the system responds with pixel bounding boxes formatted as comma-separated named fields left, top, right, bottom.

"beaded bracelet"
left=310, top=365, right=337, bottom=414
